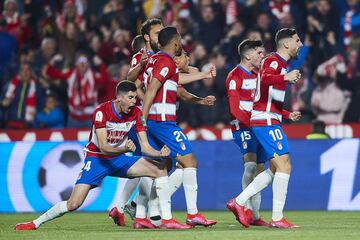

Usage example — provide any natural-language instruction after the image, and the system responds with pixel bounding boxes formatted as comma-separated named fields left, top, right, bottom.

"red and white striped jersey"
left=226, top=65, right=257, bottom=131
left=251, top=53, right=291, bottom=126
left=84, top=101, right=146, bottom=159
left=143, top=51, right=179, bottom=122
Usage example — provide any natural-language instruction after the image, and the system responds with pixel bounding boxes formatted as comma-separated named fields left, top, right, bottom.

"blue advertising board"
left=1, top=139, right=359, bottom=212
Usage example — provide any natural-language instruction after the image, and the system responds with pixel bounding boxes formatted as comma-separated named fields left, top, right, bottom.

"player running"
left=227, top=28, right=302, bottom=229
left=14, top=81, right=188, bottom=230
left=142, top=26, right=217, bottom=228
left=225, top=39, right=269, bottom=227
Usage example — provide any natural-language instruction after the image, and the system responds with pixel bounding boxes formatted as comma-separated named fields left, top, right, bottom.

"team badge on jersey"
left=180, top=142, right=186, bottom=151
left=277, top=141, right=283, bottom=150
left=243, top=141, right=248, bottom=149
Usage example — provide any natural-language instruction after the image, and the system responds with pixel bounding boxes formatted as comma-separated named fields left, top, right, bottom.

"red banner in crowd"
left=0, top=123, right=359, bottom=142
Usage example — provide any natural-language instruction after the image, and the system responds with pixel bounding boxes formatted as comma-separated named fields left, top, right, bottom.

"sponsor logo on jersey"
left=270, top=61, right=278, bottom=70
left=160, top=67, right=169, bottom=78
left=140, top=116, right=147, bottom=126
left=277, top=141, right=283, bottom=150
left=95, top=111, right=103, bottom=122
left=243, top=141, right=248, bottom=149
left=229, top=80, right=236, bottom=90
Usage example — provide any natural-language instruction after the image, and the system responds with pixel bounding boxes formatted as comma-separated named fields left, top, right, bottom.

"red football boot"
left=186, top=212, right=217, bottom=227
left=15, top=221, right=37, bottom=230
left=226, top=198, right=249, bottom=228
left=251, top=217, right=271, bottom=227
left=133, top=218, right=158, bottom=229
left=160, top=218, right=192, bottom=229
left=245, top=209, right=253, bottom=223
left=270, top=217, right=299, bottom=228
left=108, top=207, right=125, bottom=226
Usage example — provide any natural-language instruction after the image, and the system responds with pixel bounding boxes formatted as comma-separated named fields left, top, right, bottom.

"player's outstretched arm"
left=178, top=65, right=216, bottom=85
left=177, top=86, right=216, bottom=106
left=136, top=131, right=170, bottom=158
left=95, top=128, right=135, bottom=155
left=142, top=77, right=162, bottom=120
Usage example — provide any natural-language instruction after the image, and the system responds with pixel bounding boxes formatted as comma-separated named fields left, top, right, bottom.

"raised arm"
left=178, top=65, right=216, bottom=85
left=177, top=86, right=216, bottom=106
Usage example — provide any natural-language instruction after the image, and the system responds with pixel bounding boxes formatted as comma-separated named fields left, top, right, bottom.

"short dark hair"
left=140, top=18, right=162, bottom=37
left=131, top=35, right=145, bottom=52
left=158, top=26, right=179, bottom=47
left=238, top=39, right=263, bottom=59
left=275, top=28, right=297, bottom=45
left=116, top=80, right=137, bottom=96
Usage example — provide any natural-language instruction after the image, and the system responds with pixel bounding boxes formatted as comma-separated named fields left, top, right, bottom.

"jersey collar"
left=159, top=50, right=175, bottom=59
left=274, top=52, right=289, bottom=64
left=237, top=64, right=252, bottom=76
left=112, top=101, right=123, bottom=119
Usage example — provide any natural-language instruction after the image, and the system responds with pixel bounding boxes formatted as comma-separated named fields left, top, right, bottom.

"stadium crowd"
left=0, top=0, right=359, bottom=129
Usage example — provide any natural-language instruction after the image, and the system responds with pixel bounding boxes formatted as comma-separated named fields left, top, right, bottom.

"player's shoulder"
left=262, top=53, right=281, bottom=69
left=95, top=101, right=111, bottom=112
left=226, top=66, right=243, bottom=83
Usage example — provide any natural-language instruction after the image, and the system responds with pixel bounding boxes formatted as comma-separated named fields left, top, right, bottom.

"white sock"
left=33, top=201, right=68, bottom=228
left=236, top=169, right=274, bottom=205
left=169, top=168, right=183, bottom=196
left=117, top=178, right=140, bottom=213
left=135, top=177, right=152, bottom=218
left=148, top=181, right=161, bottom=218
left=155, top=176, right=172, bottom=220
left=251, top=192, right=261, bottom=220
left=242, top=162, right=256, bottom=210
left=183, top=168, right=198, bottom=215
left=272, top=172, right=290, bottom=221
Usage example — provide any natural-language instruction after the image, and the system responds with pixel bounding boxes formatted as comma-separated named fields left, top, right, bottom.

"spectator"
left=35, top=93, right=65, bottom=129
left=1, top=62, right=44, bottom=128
left=306, top=120, right=331, bottom=139
left=58, top=21, right=80, bottom=68
left=45, top=52, right=109, bottom=128
left=311, top=73, right=349, bottom=124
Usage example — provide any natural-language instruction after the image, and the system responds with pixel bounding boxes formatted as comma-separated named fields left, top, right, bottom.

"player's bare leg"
left=269, top=154, right=299, bottom=228
left=15, top=184, right=91, bottom=230
left=176, top=153, right=217, bottom=227
left=127, top=157, right=191, bottom=229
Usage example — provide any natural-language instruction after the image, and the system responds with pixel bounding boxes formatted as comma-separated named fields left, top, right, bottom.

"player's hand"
left=140, top=51, right=149, bottom=67
left=159, top=145, right=170, bottom=157
left=204, top=65, right=216, bottom=79
left=289, top=111, right=301, bottom=122
left=125, top=139, right=136, bottom=152
left=200, top=95, right=216, bottom=106
left=50, top=54, right=63, bottom=65
left=284, top=69, right=301, bottom=83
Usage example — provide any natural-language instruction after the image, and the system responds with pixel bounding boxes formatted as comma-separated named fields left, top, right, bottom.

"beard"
left=150, top=40, right=160, bottom=53
left=175, top=45, right=182, bottom=57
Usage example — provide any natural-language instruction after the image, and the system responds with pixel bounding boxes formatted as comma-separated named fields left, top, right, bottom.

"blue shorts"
left=75, top=155, right=140, bottom=187
left=233, top=128, right=266, bottom=164
left=252, top=124, right=289, bottom=162
left=147, top=120, right=193, bottom=159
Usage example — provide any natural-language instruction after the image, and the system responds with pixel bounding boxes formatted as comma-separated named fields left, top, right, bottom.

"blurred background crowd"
left=0, top=0, right=359, bottom=130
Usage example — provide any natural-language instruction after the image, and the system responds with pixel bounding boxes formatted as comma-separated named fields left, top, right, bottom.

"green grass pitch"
left=1, top=211, right=359, bottom=240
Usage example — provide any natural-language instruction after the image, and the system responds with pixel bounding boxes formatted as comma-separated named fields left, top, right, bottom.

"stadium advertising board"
left=1, top=139, right=359, bottom=212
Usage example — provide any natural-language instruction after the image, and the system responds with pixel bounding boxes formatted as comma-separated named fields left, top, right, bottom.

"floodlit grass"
left=1, top=211, right=359, bottom=240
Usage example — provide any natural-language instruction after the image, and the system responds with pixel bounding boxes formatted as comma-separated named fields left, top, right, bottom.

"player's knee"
left=67, top=200, right=82, bottom=211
